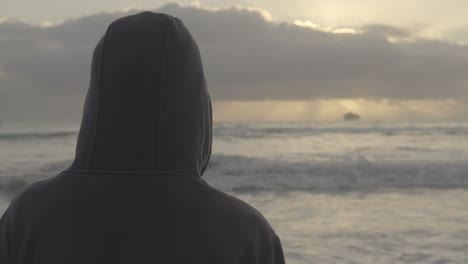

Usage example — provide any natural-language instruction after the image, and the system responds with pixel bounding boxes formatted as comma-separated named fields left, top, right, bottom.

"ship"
left=344, top=112, right=360, bottom=121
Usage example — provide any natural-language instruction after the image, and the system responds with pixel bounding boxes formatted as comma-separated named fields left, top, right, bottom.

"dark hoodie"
left=0, top=12, right=285, bottom=264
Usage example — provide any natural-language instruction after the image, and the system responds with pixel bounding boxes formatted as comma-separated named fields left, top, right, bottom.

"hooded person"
left=0, top=11, right=286, bottom=264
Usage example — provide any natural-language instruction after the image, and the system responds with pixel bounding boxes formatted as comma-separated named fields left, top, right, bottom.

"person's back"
left=0, top=12, right=285, bottom=264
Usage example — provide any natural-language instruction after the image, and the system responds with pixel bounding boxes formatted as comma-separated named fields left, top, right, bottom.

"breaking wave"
left=0, top=160, right=72, bottom=198
left=204, top=154, right=468, bottom=191
left=213, top=122, right=468, bottom=139
left=1, top=154, right=467, bottom=197
left=0, top=131, right=77, bottom=140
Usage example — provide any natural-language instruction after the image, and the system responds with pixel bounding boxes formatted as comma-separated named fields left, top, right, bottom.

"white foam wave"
left=203, top=154, right=468, bottom=191
left=1, top=155, right=467, bottom=197
left=0, top=131, right=77, bottom=140
left=213, top=123, right=468, bottom=139
left=0, top=160, right=71, bottom=198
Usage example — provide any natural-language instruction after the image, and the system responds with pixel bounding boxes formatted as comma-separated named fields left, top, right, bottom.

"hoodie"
left=0, top=11, right=285, bottom=264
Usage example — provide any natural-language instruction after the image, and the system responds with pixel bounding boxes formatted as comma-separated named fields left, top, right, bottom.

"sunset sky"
left=1, top=1, right=468, bottom=122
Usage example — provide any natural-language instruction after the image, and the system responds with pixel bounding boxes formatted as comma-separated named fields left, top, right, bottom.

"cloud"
left=443, top=25, right=468, bottom=44
left=1, top=3, right=468, bottom=121
left=293, top=20, right=360, bottom=34
left=362, top=24, right=410, bottom=38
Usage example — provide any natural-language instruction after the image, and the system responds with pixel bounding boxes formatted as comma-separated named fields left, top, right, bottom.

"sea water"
left=1, top=121, right=468, bottom=263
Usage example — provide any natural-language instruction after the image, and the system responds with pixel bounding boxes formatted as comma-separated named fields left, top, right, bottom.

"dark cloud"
left=1, top=3, right=467, bottom=121
left=444, top=25, right=468, bottom=43
left=362, top=24, right=411, bottom=37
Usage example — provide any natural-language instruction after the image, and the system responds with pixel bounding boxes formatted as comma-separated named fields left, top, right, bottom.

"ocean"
left=1, top=120, right=468, bottom=263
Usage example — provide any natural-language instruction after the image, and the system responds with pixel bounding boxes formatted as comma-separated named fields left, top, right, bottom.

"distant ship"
left=344, top=112, right=360, bottom=121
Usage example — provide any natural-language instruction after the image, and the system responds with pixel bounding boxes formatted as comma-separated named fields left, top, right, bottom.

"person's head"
left=70, top=12, right=212, bottom=176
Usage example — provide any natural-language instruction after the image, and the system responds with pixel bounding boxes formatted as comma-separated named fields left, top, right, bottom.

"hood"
left=69, top=12, right=212, bottom=177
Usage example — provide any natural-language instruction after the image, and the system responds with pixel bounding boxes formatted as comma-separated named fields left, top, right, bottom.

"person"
left=0, top=11, right=286, bottom=264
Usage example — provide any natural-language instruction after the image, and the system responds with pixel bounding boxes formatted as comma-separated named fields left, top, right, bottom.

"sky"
left=4, top=0, right=468, bottom=44
left=1, top=1, right=468, bottom=122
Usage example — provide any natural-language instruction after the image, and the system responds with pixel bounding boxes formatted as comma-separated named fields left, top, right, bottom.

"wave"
left=203, top=154, right=468, bottom=191
left=213, top=123, right=468, bottom=139
left=0, top=160, right=72, bottom=198
left=1, top=123, right=467, bottom=141
left=0, top=131, right=77, bottom=140
left=1, top=155, right=467, bottom=197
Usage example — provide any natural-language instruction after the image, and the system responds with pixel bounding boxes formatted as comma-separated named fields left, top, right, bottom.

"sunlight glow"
left=293, top=20, right=360, bottom=34
left=213, top=99, right=467, bottom=121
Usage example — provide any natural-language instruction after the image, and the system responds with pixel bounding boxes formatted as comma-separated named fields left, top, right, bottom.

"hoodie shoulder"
left=193, top=182, right=285, bottom=263
left=6, top=177, right=62, bottom=219
left=195, top=181, right=277, bottom=233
